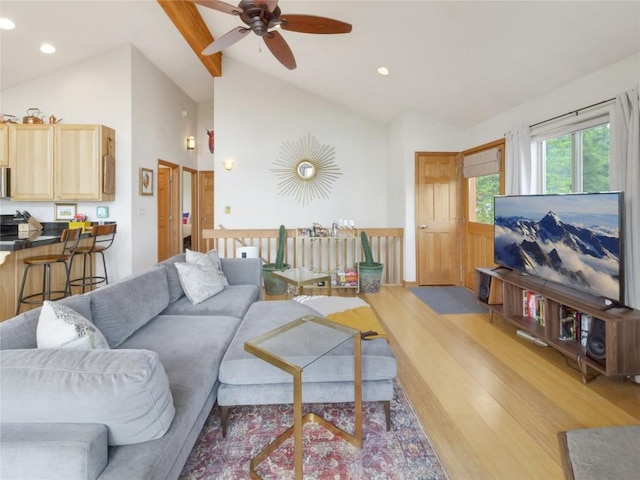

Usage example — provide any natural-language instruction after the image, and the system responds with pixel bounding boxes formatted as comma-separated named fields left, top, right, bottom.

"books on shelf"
left=334, top=268, right=358, bottom=287
left=522, top=290, right=545, bottom=326
left=558, top=304, right=592, bottom=344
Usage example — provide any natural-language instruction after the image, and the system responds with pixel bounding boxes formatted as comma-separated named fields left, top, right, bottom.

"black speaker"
left=586, top=318, right=606, bottom=366
left=478, top=273, right=491, bottom=303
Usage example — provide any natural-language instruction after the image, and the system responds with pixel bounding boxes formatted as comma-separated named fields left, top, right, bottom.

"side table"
left=244, top=315, right=362, bottom=479
left=272, top=267, right=332, bottom=296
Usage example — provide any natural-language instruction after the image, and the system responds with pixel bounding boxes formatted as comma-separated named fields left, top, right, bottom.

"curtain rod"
left=529, top=97, right=616, bottom=129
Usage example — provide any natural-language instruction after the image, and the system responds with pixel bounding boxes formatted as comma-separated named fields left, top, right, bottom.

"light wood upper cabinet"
left=0, top=124, right=8, bottom=167
left=7, top=123, right=115, bottom=201
left=55, top=125, right=115, bottom=201
left=9, top=124, right=55, bottom=200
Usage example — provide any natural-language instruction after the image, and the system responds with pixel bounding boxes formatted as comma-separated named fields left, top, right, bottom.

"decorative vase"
left=356, top=262, right=384, bottom=293
left=262, top=263, right=291, bottom=295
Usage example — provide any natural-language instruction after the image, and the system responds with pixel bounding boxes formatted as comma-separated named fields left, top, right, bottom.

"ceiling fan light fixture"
left=0, top=18, right=15, bottom=30
left=377, top=66, right=389, bottom=76
left=40, top=43, right=56, bottom=54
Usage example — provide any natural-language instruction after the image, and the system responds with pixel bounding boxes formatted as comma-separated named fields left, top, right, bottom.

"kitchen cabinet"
left=0, top=124, right=8, bottom=167
left=55, top=125, right=115, bottom=201
left=9, top=124, right=55, bottom=200
left=7, top=124, right=115, bottom=201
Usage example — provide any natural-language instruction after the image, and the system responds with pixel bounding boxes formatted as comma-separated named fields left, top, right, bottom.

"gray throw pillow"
left=175, top=261, right=225, bottom=304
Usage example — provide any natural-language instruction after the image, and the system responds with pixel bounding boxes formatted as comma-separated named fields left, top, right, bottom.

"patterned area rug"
left=180, top=380, right=448, bottom=479
left=410, top=286, right=488, bottom=314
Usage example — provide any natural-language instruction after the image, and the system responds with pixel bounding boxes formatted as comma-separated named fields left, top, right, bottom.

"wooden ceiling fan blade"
left=264, top=31, right=296, bottom=70
left=281, top=14, right=352, bottom=34
left=192, top=0, right=242, bottom=15
left=201, top=26, right=250, bottom=55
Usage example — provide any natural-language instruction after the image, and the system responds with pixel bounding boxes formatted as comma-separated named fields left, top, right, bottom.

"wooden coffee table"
left=272, top=267, right=332, bottom=296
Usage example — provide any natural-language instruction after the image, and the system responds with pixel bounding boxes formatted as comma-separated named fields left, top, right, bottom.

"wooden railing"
left=202, top=227, right=404, bottom=285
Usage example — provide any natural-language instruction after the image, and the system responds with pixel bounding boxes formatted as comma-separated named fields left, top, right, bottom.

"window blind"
left=463, top=147, right=501, bottom=178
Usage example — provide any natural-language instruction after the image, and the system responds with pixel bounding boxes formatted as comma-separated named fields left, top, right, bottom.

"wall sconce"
left=223, top=159, right=235, bottom=171
left=186, top=136, right=196, bottom=150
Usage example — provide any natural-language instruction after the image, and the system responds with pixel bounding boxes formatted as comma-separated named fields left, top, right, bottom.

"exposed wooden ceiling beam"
left=157, top=0, right=222, bottom=77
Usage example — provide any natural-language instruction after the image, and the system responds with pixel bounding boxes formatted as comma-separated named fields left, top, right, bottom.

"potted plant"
left=357, top=231, right=384, bottom=293
left=262, top=225, right=291, bottom=295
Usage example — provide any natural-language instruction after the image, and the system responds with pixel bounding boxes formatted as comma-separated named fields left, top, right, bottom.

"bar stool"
left=15, top=228, right=82, bottom=315
left=69, top=224, right=117, bottom=293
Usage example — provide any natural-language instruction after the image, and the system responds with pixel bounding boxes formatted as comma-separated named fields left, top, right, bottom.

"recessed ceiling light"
left=0, top=18, right=15, bottom=30
left=377, top=66, right=389, bottom=76
left=40, top=43, right=56, bottom=54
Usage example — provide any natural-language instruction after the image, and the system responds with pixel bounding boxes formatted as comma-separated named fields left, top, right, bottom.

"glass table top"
left=245, top=315, right=357, bottom=370
left=272, top=267, right=330, bottom=284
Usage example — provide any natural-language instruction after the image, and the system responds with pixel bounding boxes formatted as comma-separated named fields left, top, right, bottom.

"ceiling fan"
left=193, top=0, right=352, bottom=70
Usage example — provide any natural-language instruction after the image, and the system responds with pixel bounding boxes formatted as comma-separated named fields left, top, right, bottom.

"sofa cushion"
left=156, top=253, right=186, bottom=303
left=89, top=267, right=170, bottom=348
left=0, top=423, right=108, bottom=480
left=160, top=284, right=260, bottom=318
left=0, top=348, right=175, bottom=446
left=219, top=301, right=397, bottom=385
left=37, top=301, right=109, bottom=350
left=0, top=295, right=92, bottom=350
left=175, top=261, right=224, bottom=305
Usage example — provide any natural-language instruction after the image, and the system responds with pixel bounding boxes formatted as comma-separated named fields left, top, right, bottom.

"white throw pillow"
left=37, top=301, right=110, bottom=350
left=175, top=261, right=225, bottom=304
left=186, top=248, right=229, bottom=286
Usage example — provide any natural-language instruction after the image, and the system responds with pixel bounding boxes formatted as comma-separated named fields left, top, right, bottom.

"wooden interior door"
left=158, top=166, right=171, bottom=261
left=158, top=161, right=181, bottom=261
left=415, top=152, right=461, bottom=285
left=198, top=171, right=214, bottom=252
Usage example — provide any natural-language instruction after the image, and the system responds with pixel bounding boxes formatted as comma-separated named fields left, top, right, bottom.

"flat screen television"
left=493, top=192, right=625, bottom=306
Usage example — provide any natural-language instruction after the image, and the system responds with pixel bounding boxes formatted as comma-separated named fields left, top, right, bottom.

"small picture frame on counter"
left=140, top=168, right=154, bottom=196
left=54, top=203, right=77, bottom=221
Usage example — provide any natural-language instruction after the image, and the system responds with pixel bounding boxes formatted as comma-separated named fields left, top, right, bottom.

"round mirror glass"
left=296, top=161, right=316, bottom=180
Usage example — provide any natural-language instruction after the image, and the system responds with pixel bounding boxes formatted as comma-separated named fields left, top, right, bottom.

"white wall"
left=1, top=45, right=199, bottom=280
left=460, top=54, right=640, bottom=149
left=130, top=47, right=198, bottom=271
left=196, top=98, right=215, bottom=171
left=214, top=58, right=388, bottom=230
left=388, top=110, right=460, bottom=282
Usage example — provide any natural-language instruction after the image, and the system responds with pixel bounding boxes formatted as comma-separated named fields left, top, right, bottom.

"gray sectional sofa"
left=0, top=253, right=397, bottom=480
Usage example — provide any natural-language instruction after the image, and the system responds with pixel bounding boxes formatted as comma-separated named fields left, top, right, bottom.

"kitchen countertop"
left=0, top=233, right=68, bottom=252
left=0, top=231, right=94, bottom=252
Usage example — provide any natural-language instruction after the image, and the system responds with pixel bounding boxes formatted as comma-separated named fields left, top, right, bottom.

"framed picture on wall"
left=140, top=168, right=154, bottom=196
left=96, top=206, right=109, bottom=219
left=54, top=203, right=77, bottom=221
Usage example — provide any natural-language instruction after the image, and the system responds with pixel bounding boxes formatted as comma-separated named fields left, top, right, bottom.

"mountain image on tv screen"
left=494, top=192, right=623, bottom=302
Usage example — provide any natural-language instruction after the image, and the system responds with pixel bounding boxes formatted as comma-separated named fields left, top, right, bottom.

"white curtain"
left=610, top=86, right=640, bottom=309
left=505, top=125, right=537, bottom=194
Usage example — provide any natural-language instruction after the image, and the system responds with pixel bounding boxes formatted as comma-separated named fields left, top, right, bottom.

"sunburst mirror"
left=271, top=134, right=342, bottom=206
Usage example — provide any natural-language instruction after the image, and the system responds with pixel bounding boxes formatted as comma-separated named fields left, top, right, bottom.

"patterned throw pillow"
left=175, top=261, right=225, bottom=304
left=37, top=301, right=110, bottom=349
left=186, top=248, right=229, bottom=286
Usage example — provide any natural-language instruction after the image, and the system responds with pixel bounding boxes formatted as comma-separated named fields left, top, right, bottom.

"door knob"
left=419, top=224, right=429, bottom=229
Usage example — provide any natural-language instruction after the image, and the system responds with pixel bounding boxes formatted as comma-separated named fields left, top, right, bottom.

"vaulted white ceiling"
left=1, top=1, right=639, bottom=128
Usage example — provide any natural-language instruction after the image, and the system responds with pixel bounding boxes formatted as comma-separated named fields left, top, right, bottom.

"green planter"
left=262, top=263, right=291, bottom=295
left=357, top=262, right=384, bottom=293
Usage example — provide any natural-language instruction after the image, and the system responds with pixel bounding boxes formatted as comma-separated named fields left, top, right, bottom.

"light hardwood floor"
left=362, top=286, right=640, bottom=480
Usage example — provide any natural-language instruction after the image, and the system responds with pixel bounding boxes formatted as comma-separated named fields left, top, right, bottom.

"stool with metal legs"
left=69, top=224, right=117, bottom=293
left=15, top=228, right=82, bottom=315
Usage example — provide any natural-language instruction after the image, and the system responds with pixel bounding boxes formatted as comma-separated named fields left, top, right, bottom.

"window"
left=463, top=147, right=502, bottom=224
left=468, top=174, right=500, bottom=224
left=537, top=119, right=610, bottom=194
